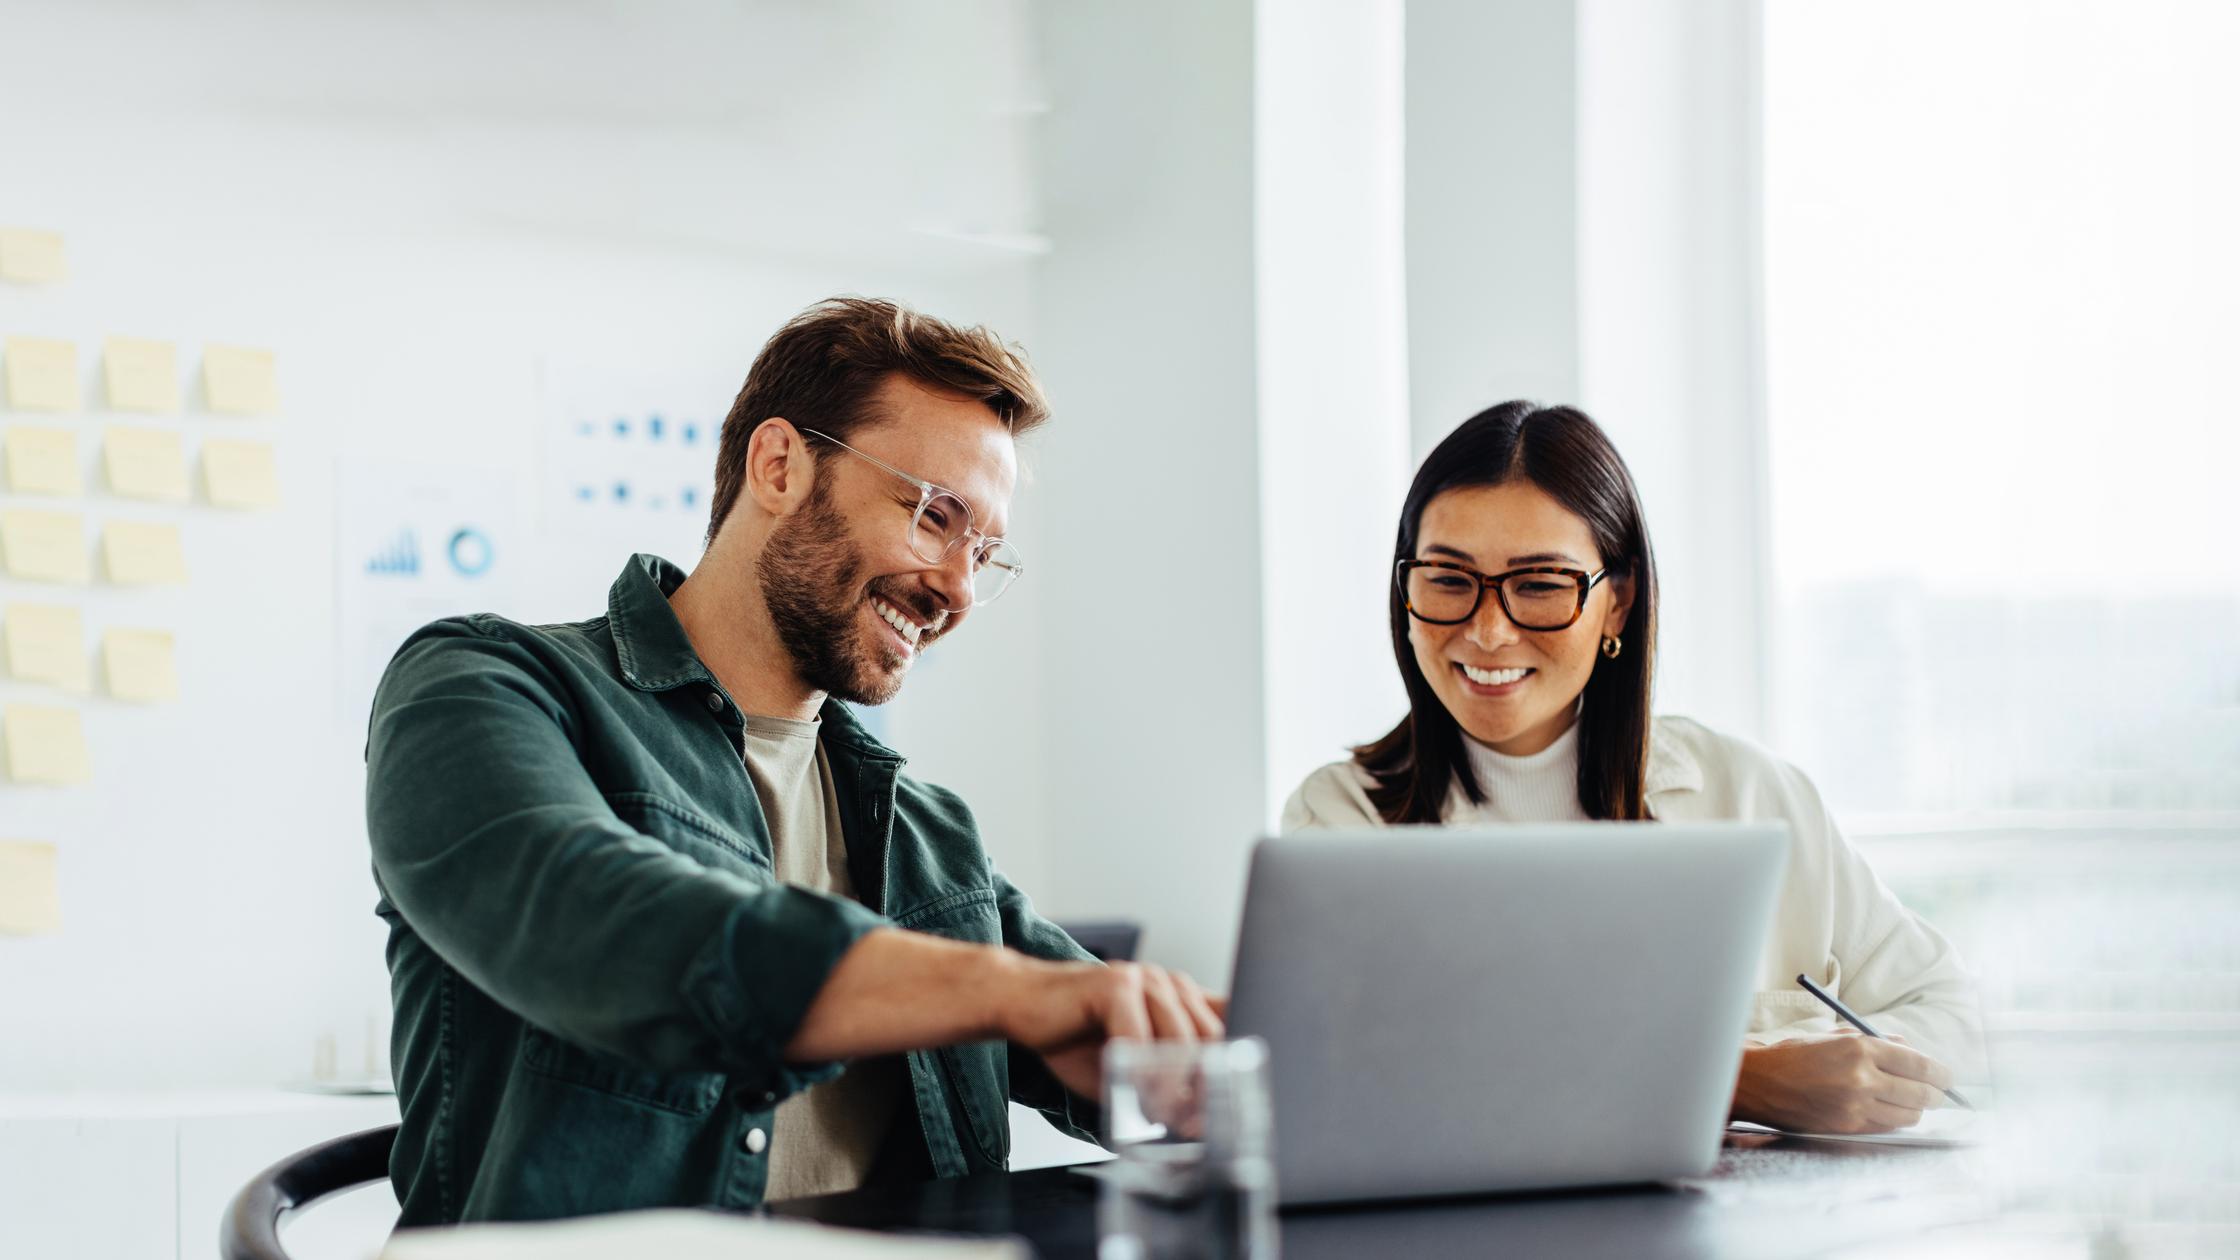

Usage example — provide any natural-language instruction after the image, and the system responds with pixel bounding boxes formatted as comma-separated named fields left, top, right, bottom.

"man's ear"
left=743, top=418, right=820, bottom=517
left=1602, top=571, right=1637, bottom=639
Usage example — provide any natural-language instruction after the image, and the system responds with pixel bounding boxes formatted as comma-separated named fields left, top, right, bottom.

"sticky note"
left=4, top=337, right=79, bottom=411
left=103, top=628, right=177, bottom=703
left=3, top=704, right=90, bottom=784
left=203, top=345, right=278, bottom=415
left=0, top=841, right=62, bottom=935
left=3, top=427, right=82, bottom=496
left=0, top=229, right=67, bottom=285
left=4, top=603, right=89, bottom=693
left=0, top=509, right=89, bottom=585
left=101, top=520, right=185, bottom=584
left=102, top=427, right=189, bottom=502
left=201, top=438, right=280, bottom=508
left=103, top=336, right=179, bottom=412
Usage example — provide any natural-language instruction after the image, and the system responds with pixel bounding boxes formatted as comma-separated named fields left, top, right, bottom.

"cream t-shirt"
left=741, top=714, right=908, bottom=1201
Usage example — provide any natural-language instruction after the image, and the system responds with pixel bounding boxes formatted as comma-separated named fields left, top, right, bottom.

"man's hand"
left=1730, top=1031, right=1954, bottom=1134
left=996, top=957, right=1226, bottom=1099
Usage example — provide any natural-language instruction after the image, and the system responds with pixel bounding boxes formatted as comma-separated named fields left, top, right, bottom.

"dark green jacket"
left=366, top=554, right=1096, bottom=1226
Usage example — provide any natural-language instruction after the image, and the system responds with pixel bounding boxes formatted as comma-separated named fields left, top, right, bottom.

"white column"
left=1576, top=0, right=1769, bottom=738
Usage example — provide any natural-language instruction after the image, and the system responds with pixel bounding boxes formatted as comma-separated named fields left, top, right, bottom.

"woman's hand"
left=1730, top=1031, right=1955, bottom=1134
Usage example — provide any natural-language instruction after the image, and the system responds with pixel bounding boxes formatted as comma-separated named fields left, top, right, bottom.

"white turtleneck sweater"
left=1458, top=722, right=1589, bottom=822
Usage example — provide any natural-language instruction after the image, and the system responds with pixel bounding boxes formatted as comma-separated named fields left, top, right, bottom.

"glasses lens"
left=911, top=490, right=973, bottom=565
left=1404, top=564, right=1482, bottom=623
left=971, top=538, right=1023, bottom=606
left=1500, top=571, right=1585, bottom=629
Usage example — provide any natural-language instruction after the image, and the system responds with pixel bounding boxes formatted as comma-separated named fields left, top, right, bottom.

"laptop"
left=1223, top=823, right=1788, bottom=1205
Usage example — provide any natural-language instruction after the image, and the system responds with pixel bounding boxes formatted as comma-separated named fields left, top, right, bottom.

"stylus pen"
left=1794, top=973, right=1974, bottom=1110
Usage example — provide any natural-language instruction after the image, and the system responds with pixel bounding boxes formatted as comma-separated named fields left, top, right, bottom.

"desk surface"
left=767, top=1134, right=1994, bottom=1259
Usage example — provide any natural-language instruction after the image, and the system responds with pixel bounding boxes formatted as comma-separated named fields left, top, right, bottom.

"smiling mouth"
left=870, top=594, right=932, bottom=655
left=1457, top=663, right=1533, bottom=687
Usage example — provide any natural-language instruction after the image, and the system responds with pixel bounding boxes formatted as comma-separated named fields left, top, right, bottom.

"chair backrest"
left=1054, top=918, right=1140, bottom=962
left=221, top=1124, right=398, bottom=1260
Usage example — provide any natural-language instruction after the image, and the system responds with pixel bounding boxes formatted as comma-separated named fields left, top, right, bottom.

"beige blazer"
left=1281, top=716, right=1987, bottom=1078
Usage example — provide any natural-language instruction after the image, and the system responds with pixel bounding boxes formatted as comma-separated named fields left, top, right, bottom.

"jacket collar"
left=605, top=553, right=901, bottom=762
left=1644, top=719, right=1704, bottom=799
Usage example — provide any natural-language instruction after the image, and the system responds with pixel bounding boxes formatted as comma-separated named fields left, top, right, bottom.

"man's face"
left=756, top=374, right=1018, bottom=706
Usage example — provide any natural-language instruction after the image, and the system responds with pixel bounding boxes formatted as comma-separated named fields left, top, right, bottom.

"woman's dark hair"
left=1353, top=401, right=1660, bottom=823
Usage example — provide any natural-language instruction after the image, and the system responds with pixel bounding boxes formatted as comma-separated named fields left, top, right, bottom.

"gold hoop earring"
left=1600, top=635, right=1622, bottom=659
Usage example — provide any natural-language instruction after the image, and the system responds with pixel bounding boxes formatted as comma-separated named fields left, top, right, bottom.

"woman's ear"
left=744, top=418, right=819, bottom=517
left=1602, top=571, right=1637, bottom=639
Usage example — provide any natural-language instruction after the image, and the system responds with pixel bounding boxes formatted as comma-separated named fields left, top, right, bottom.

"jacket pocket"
left=519, top=1026, right=725, bottom=1116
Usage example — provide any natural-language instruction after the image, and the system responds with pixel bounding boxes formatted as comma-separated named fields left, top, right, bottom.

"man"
left=367, top=297, right=1221, bottom=1225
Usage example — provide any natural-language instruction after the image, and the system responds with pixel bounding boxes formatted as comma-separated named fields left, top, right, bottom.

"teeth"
left=1461, top=664, right=1531, bottom=686
left=871, top=597, right=922, bottom=645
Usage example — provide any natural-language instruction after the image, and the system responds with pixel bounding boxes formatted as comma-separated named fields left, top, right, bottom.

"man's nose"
left=921, top=543, right=975, bottom=615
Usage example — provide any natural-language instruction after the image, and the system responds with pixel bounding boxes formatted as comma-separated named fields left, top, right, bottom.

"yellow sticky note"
left=103, top=336, right=179, bottom=412
left=0, top=841, right=62, bottom=935
left=4, top=603, right=89, bottom=693
left=101, top=520, right=185, bottom=585
left=102, top=427, right=189, bottom=502
left=0, top=229, right=67, bottom=285
left=3, top=704, right=90, bottom=785
left=4, top=426, right=82, bottom=496
left=203, top=345, right=278, bottom=415
left=201, top=438, right=280, bottom=508
left=103, top=628, right=177, bottom=703
left=4, top=336, right=80, bottom=411
left=0, top=509, right=89, bottom=585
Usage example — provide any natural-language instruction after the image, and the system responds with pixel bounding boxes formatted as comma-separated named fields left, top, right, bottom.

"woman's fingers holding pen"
left=1865, top=1038, right=1955, bottom=1093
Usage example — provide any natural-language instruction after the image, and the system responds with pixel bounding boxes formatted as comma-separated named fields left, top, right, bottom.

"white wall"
left=1255, top=0, right=1412, bottom=821
left=0, top=0, right=1049, bottom=1092
left=1027, top=0, right=1268, bottom=987
left=1404, top=0, right=1581, bottom=454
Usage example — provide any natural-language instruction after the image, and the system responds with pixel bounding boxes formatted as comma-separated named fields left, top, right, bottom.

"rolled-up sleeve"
left=366, top=620, right=887, bottom=1095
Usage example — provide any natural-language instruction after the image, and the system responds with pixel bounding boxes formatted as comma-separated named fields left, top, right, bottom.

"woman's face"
left=1407, top=481, right=1635, bottom=757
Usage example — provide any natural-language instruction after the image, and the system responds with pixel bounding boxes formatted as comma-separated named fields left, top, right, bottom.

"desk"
left=768, top=1134, right=1994, bottom=1259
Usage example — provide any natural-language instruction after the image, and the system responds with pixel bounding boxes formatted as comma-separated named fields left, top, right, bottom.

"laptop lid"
left=1224, top=823, right=1788, bottom=1205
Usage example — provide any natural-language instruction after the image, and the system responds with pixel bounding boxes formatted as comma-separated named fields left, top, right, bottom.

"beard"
left=755, top=485, right=947, bottom=706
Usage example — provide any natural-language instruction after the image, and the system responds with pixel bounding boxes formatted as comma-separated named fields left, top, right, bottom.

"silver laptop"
left=1224, top=823, right=1788, bottom=1205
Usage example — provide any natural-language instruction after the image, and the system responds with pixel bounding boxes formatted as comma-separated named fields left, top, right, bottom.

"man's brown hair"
left=706, top=296, right=1050, bottom=544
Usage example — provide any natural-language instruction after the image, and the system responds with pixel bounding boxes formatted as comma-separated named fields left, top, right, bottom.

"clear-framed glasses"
left=800, top=428, right=1024, bottom=606
left=1396, top=559, right=1608, bottom=630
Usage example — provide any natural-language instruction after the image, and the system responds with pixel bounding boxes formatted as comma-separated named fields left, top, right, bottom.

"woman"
left=1284, top=401, right=1983, bottom=1136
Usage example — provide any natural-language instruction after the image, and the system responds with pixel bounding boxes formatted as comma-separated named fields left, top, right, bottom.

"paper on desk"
left=379, top=1209, right=1028, bottom=1260
left=4, top=426, right=82, bottom=496
left=4, top=336, right=80, bottom=411
left=104, top=337, right=180, bottom=412
left=5, top=603, right=89, bottom=692
left=1727, top=1105, right=1981, bottom=1148
left=103, top=427, right=189, bottom=501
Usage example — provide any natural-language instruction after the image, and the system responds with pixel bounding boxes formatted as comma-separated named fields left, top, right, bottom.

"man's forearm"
left=782, top=927, right=1049, bottom=1061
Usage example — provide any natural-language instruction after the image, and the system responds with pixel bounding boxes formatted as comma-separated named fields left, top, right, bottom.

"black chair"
left=221, top=1123, right=398, bottom=1260
left=1054, top=919, right=1141, bottom=963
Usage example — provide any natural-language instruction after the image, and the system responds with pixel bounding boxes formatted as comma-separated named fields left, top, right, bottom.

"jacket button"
left=761, top=1089, right=778, bottom=1106
left=704, top=691, right=725, bottom=714
left=741, top=1127, right=768, bottom=1155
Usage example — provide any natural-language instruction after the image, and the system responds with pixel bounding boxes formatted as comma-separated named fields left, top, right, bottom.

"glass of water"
left=1098, top=1037, right=1278, bottom=1260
